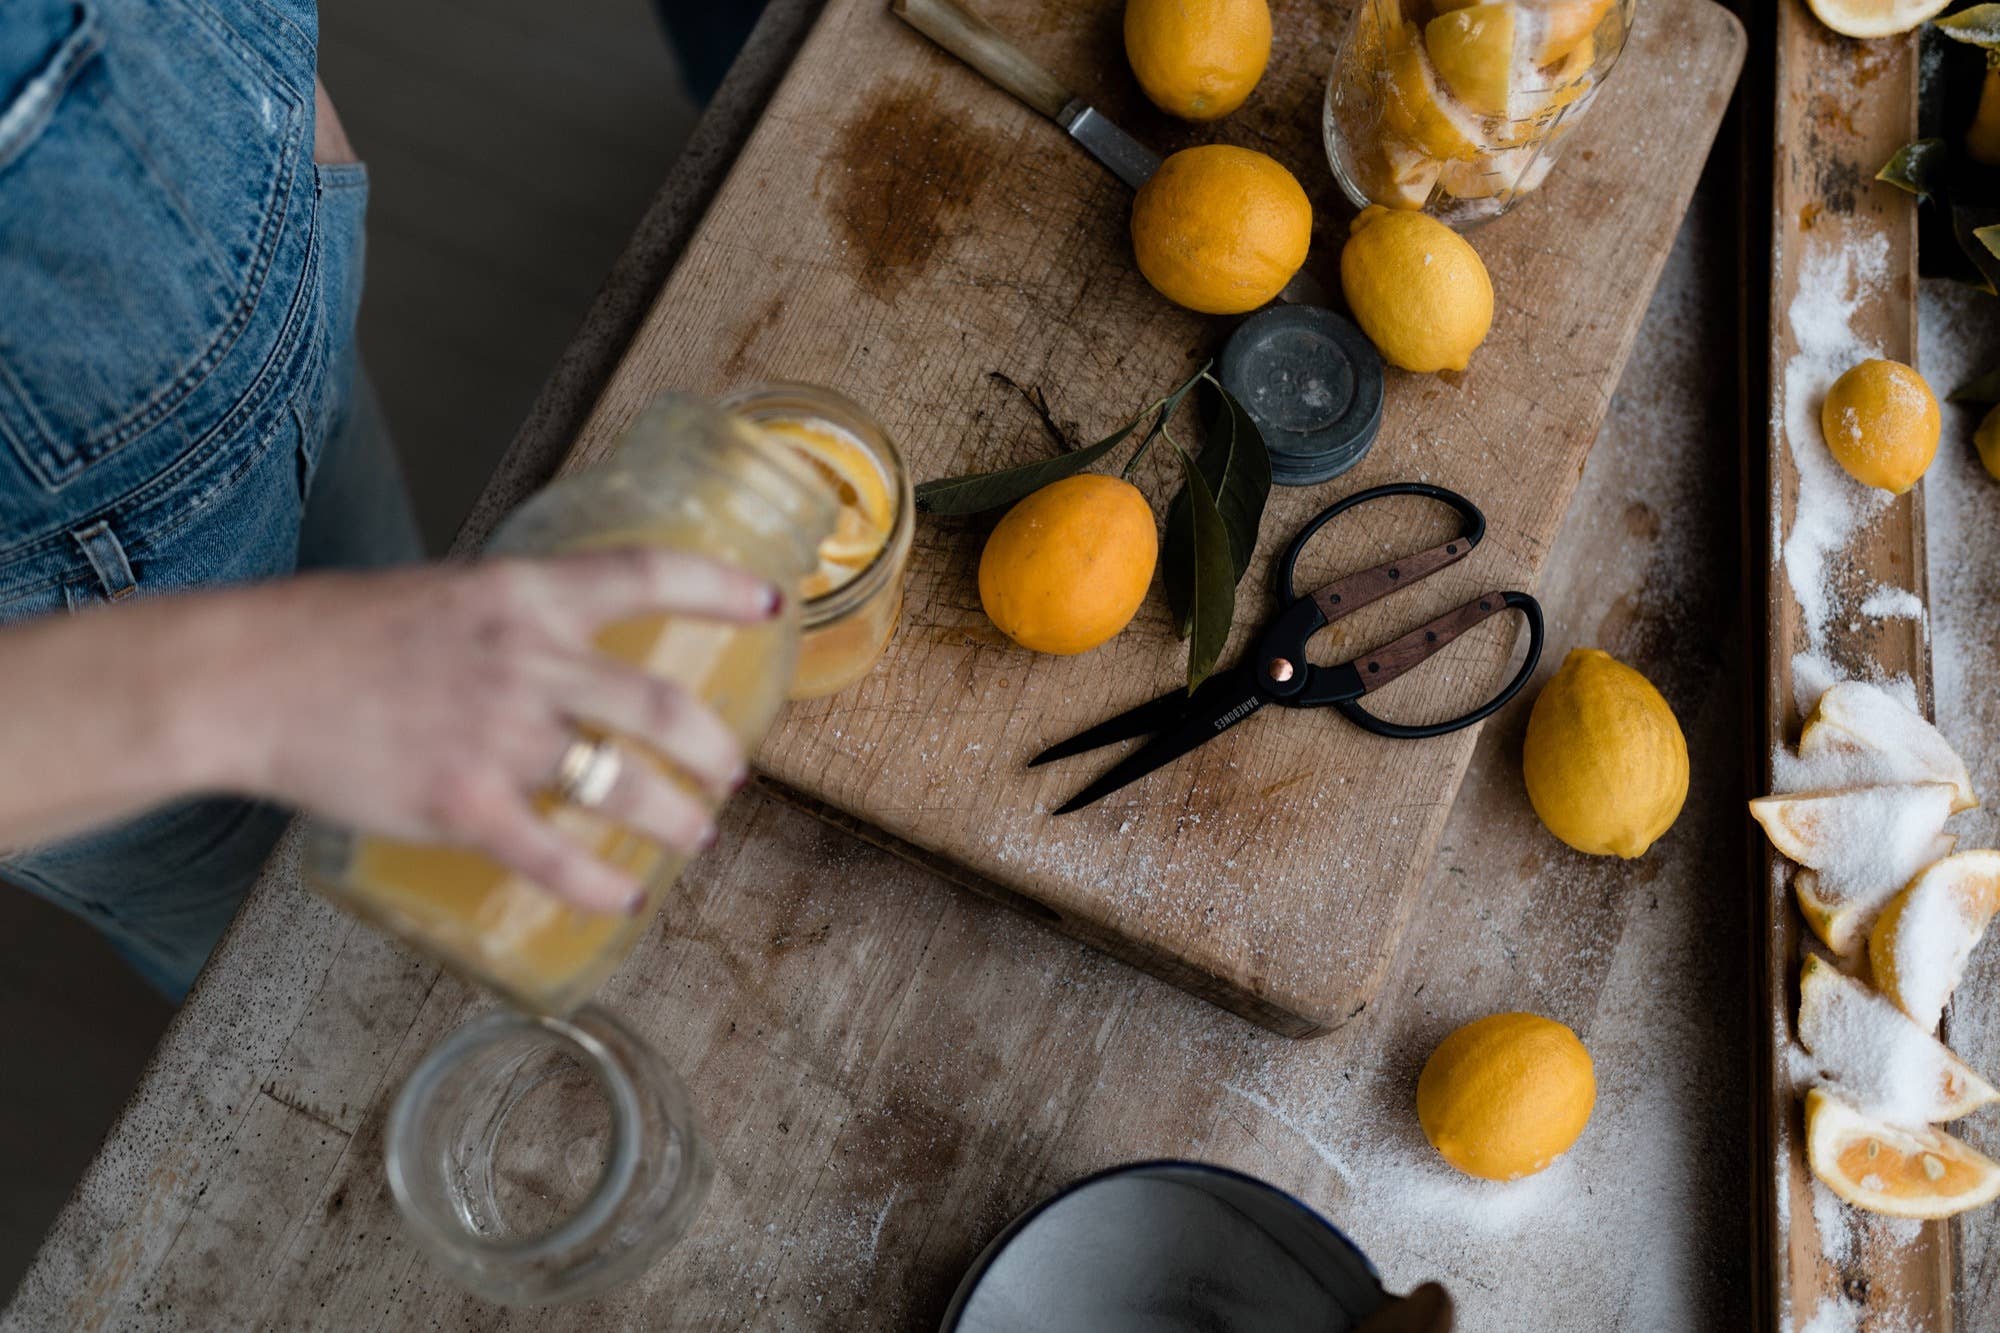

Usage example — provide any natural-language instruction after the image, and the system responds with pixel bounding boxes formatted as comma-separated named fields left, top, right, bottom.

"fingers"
left=443, top=776, right=644, bottom=915
left=553, top=661, right=747, bottom=800
left=501, top=548, right=783, bottom=640
left=589, top=751, right=719, bottom=857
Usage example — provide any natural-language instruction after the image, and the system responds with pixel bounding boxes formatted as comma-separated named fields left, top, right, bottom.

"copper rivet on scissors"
left=1267, top=658, right=1295, bottom=683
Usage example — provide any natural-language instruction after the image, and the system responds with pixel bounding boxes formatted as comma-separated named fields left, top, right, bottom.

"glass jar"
left=386, top=1006, right=712, bottom=1306
left=308, top=393, right=836, bottom=1016
left=1323, top=0, right=1636, bottom=226
left=720, top=384, right=913, bottom=700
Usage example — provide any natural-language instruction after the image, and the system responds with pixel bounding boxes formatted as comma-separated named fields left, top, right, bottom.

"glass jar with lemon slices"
left=307, top=393, right=838, bottom=1016
left=1323, top=0, right=1636, bottom=226
left=720, top=384, right=914, bottom=700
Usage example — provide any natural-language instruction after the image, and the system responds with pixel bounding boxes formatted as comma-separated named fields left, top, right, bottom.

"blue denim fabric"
left=0, top=0, right=421, bottom=998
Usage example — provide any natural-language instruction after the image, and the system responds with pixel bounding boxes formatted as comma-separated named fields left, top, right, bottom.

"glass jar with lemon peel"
left=720, top=384, right=914, bottom=700
left=1323, top=0, right=1637, bottom=226
left=307, top=393, right=837, bottom=1016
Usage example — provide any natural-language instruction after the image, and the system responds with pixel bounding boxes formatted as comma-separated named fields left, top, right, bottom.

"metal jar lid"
left=1218, top=305, right=1385, bottom=487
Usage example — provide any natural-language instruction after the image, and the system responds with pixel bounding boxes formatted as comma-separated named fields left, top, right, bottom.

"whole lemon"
left=1522, top=648, right=1688, bottom=858
left=1417, top=1012, right=1596, bottom=1181
left=1820, top=359, right=1940, bottom=494
left=978, top=474, right=1158, bottom=654
left=1975, top=402, right=2000, bottom=484
left=1339, top=204, right=1493, bottom=373
left=1131, top=145, right=1312, bottom=315
left=1124, top=0, right=1272, bottom=121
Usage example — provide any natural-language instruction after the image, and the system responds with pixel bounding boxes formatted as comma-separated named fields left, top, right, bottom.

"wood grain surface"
left=560, top=0, right=1746, bottom=1036
left=2, top=186, right=1769, bottom=1325
left=1754, top=4, right=1944, bottom=1329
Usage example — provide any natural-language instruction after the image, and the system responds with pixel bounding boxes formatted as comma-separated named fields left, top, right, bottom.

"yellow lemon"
left=1806, top=1087, right=2000, bottom=1219
left=1416, top=1012, right=1596, bottom=1181
left=978, top=474, right=1157, bottom=655
left=1522, top=648, right=1688, bottom=858
left=1976, top=401, right=2000, bottom=482
left=1339, top=205, right=1494, bottom=373
left=1131, top=145, right=1312, bottom=315
left=1426, top=3, right=1517, bottom=116
left=1124, top=0, right=1272, bottom=121
left=1820, top=359, right=1940, bottom=495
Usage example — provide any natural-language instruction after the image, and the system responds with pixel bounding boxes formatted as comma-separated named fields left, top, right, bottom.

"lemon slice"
left=1798, top=682, right=1978, bottom=813
left=1425, top=4, right=1517, bottom=116
left=1526, top=0, right=1615, bottom=64
left=1803, top=0, right=1951, bottom=38
left=1750, top=782, right=1956, bottom=872
left=1381, top=22, right=1484, bottom=160
left=1870, top=850, right=2000, bottom=1034
left=1797, top=954, right=1999, bottom=1123
left=1805, top=1087, right=2000, bottom=1219
left=1795, top=835, right=1956, bottom=958
left=761, top=417, right=894, bottom=592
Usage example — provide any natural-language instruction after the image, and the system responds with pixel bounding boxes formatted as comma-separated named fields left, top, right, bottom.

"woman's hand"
left=0, top=550, right=781, bottom=914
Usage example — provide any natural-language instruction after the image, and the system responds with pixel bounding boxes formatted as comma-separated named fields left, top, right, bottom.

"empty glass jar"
left=1323, top=0, right=1638, bottom=226
left=385, top=1006, right=712, bottom=1305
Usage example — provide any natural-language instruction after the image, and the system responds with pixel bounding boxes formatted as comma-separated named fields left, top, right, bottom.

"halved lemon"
left=1426, top=4, right=1517, bottom=117
left=1797, top=954, right=1999, bottom=1123
left=1802, top=0, right=1951, bottom=38
left=1799, top=682, right=1978, bottom=813
left=1795, top=834, right=1956, bottom=957
left=1871, top=850, right=2000, bottom=1034
left=1805, top=1087, right=2000, bottom=1219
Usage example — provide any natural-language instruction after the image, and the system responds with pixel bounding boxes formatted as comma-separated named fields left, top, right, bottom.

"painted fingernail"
left=763, top=584, right=784, bottom=618
left=625, top=889, right=648, bottom=917
left=698, top=823, right=719, bottom=851
left=729, top=767, right=750, bottom=794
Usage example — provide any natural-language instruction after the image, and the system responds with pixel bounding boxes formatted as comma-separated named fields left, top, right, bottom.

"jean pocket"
left=0, top=0, right=307, bottom=488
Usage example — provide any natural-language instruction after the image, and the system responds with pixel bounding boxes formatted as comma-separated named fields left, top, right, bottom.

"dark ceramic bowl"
left=940, top=1160, right=1387, bottom=1332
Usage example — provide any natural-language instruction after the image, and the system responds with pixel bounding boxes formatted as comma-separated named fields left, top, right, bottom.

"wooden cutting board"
left=1751, top=5, right=1950, bottom=1327
left=563, top=0, right=1745, bottom=1036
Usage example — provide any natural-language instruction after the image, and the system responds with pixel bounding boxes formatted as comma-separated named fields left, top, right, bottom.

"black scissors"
left=1031, top=482, right=1545, bottom=815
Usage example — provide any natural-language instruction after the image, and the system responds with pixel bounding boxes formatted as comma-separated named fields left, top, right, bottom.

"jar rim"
left=717, top=382, right=915, bottom=629
left=385, top=1008, right=644, bottom=1264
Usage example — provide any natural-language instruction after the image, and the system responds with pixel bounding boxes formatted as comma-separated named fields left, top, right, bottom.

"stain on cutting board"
left=823, top=82, right=1008, bottom=302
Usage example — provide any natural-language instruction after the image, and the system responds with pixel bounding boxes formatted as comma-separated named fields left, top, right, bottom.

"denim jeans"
left=0, top=0, right=421, bottom=999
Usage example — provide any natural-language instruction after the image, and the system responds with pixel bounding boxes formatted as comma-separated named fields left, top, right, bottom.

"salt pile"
left=1779, top=236, right=1897, bottom=657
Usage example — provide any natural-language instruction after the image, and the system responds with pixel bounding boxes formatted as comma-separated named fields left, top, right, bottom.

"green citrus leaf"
left=1163, top=382, right=1272, bottom=638
left=1936, top=4, right=2000, bottom=49
left=1951, top=363, right=2000, bottom=403
left=914, top=416, right=1140, bottom=515
left=1954, top=206, right=2000, bottom=295
left=1171, top=441, right=1236, bottom=692
left=1876, top=139, right=1948, bottom=203
left=1122, top=360, right=1212, bottom=479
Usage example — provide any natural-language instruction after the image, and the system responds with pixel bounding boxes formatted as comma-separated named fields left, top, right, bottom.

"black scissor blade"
left=1051, top=670, right=1266, bottom=815
left=1028, top=686, right=1192, bottom=766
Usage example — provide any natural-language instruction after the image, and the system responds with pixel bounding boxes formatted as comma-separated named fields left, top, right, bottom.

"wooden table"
left=7, top=4, right=2000, bottom=1329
